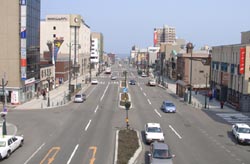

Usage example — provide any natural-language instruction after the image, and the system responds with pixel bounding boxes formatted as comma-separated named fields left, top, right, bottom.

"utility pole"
left=68, top=43, right=72, bottom=101
left=1, top=77, right=8, bottom=136
left=205, top=73, right=208, bottom=109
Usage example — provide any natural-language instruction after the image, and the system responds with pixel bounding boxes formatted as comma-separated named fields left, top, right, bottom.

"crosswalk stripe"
left=216, top=113, right=250, bottom=125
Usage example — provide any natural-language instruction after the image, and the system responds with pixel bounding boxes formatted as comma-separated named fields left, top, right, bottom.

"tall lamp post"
left=1, top=77, right=8, bottom=136
left=46, top=77, right=50, bottom=107
left=205, top=73, right=208, bottom=108
left=186, top=42, right=194, bottom=104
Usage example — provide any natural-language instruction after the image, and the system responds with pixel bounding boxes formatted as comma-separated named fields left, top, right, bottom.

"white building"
left=40, top=14, right=91, bottom=78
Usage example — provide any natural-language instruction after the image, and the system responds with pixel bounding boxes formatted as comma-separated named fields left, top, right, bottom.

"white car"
left=232, top=123, right=250, bottom=144
left=91, top=79, right=98, bottom=85
left=0, top=135, right=24, bottom=159
left=145, top=123, right=165, bottom=144
left=141, top=72, right=147, bottom=77
left=148, top=79, right=156, bottom=86
left=74, top=94, right=84, bottom=103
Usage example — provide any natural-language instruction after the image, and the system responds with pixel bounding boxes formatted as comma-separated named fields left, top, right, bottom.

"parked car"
left=148, top=141, right=175, bottom=164
left=74, top=94, right=84, bottom=103
left=148, top=79, right=156, bottom=86
left=161, top=100, right=176, bottom=113
left=232, top=123, right=250, bottom=144
left=145, top=123, right=165, bottom=144
left=91, top=79, right=98, bottom=85
left=0, top=135, right=24, bottom=160
left=129, top=79, right=136, bottom=85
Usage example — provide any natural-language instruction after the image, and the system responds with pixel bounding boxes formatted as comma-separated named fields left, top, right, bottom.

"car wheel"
left=6, top=150, right=11, bottom=158
left=20, top=140, right=24, bottom=147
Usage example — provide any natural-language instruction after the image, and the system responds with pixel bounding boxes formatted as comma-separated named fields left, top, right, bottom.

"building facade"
left=0, top=0, right=41, bottom=104
left=40, top=14, right=91, bottom=85
left=211, top=31, right=250, bottom=111
left=154, top=25, right=176, bottom=46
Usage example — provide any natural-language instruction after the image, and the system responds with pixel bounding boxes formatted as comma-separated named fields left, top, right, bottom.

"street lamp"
left=1, top=77, right=8, bottom=136
left=186, top=42, right=194, bottom=104
left=205, top=73, right=208, bottom=108
left=46, top=77, right=50, bottom=107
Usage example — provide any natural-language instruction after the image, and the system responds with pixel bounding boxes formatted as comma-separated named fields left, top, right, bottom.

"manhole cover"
left=184, top=124, right=191, bottom=127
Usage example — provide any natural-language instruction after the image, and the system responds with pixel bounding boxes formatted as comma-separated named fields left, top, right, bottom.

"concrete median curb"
left=114, top=129, right=142, bottom=164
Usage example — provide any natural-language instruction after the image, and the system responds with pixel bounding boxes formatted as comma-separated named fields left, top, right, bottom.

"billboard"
left=153, top=29, right=158, bottom=46
left=239, top=47, right=246, bottom=74
left=20, top=3, right=27, bottom=80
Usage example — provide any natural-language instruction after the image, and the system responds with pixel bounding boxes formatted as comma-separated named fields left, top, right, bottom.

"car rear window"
left=75, top=95, right=81, bottom=98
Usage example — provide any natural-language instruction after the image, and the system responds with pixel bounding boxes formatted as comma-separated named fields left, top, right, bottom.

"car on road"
left=161, top=100, right=176, bottom=113
left=0, top=135, right=24, bottom=160
left=145, top=123, right=165, bottom=144
left=141, top=72, right=147, bottom=77
left=148, top=79, right=156, bottom=86
left=111, top=75, right=117, bottom=80
left=74, top=94, right=86, bottom=103
left=148, top=141, right=175, bottom=164
left=91, top=79, right=98, bottom=85
left=232, top=123, right=250, bottom=144
left=129, top=79, right=136, bottom=85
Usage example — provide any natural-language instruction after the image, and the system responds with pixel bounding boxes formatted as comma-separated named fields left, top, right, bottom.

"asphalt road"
left=2, top=63, right=250, bottom=164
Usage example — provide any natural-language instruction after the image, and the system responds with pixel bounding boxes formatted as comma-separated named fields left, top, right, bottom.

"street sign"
left=123, top=87, right=128, bottom=93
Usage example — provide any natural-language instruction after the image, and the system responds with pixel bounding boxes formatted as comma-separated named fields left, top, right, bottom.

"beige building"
left=154, top=25, right=176, bottom=46
left=0, top=1, right=41, bottom=104
left=40, top=14, right=91, bottom=83
left=211, top=31, right=250, bottom=111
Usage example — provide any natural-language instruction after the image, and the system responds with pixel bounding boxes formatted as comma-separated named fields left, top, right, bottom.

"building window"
left=199, top=70, right=204, bottom=73
left=53, top=34, right=56, bottom=38
left=53, top=26, right=56, bottom=30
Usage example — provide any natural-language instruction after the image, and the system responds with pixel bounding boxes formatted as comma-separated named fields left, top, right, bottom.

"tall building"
left=0, top=0, right=41, bottom=104
left=40, top=14, right=91, bottom=85
left=154, top=25, right=176, bottom=46
left=211, top=31, right=250, bottom=112
left=90, top=32, right=104, bottom=72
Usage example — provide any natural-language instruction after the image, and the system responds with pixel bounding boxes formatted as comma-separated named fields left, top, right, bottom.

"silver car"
left=74, top=94, right=84, bottom=103
left=148, top=141, right=175, bottom=164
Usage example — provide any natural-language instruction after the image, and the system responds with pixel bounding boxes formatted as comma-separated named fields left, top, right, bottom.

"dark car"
left=129, top=79, right=136, bottom=85
left=148, top=141, right=175, bottom=164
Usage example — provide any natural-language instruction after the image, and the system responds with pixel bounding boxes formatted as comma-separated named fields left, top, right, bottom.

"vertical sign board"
left=239, top=47, right=246, bottom=74
left=20, top=0, right=27, bottom=80
left=153, top=29, right=158, bottom=47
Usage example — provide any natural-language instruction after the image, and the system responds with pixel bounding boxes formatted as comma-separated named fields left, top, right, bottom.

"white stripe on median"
left=169, top=125, right=182, bottom=139
left=147, top=99, right=152, bottom=105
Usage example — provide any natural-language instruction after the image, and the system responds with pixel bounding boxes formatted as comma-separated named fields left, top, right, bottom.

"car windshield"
left=153, top=149, right=172, bottom=159
left=75, top=95, right=81, bottom=98
left=238, top=127, right=250, bottom=133
left=148, top=127, right=162, bottom=133
left=165, top=103, right=174, bottom=107
left=0, top=141, right=6, bottom=147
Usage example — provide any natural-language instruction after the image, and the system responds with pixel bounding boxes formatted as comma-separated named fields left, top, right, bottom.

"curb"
left=114, top=129, right=142, bottom=164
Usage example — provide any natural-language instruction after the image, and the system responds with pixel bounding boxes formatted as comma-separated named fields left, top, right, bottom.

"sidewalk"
left=157, top=77, right=236, bottom=113
left=11, top=71, right=97, bottom=110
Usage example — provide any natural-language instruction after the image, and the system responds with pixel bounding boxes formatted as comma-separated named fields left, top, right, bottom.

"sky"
left=41, top=0, right=250, bottom=57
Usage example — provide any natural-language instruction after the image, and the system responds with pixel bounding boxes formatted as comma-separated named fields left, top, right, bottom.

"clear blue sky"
left=41, top=0, right=250, bottom=56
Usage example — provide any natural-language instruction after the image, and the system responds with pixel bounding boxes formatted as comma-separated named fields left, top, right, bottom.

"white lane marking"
left=100, top=83, right=109, bottom=101
left=67, top=144, right=79, bottom=164
left=154, top=109, right=162, bottom=117
left=140, top=87, right=142, bottom=91
left=147, top=99, right=151, bottom=105
left=143, top=92, right=147, bottom=96
left=85, top=120, right=92, bottom=131
left=24, top=143, right=45, bottom=164
left=169, top=125, right=182, bottom=139
left=94, top=105, right=99, bottom=113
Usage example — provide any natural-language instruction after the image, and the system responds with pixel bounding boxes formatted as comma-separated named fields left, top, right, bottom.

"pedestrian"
left=220, top=101, right=224, bottom=109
